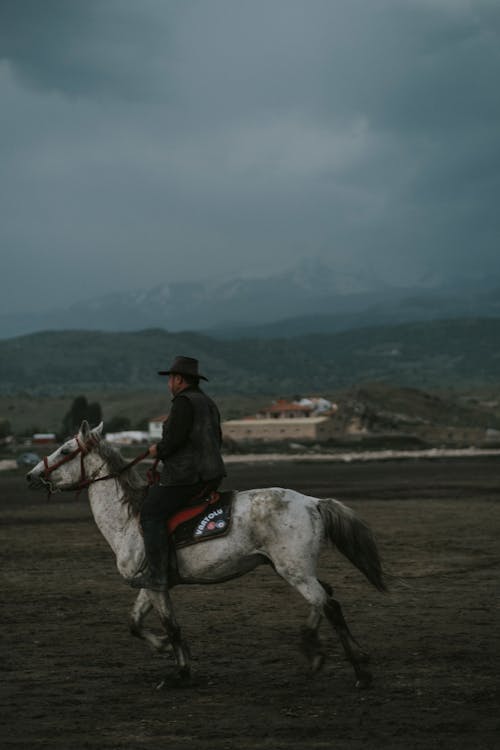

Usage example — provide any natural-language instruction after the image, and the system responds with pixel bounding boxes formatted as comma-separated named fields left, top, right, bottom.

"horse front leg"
left=148, top=590, right=191, bottom=686
left=129, top=589, right=173, bottom=655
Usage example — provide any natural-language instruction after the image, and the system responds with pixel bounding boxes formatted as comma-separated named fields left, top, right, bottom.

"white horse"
left=27, top=421, right=387, bottom=688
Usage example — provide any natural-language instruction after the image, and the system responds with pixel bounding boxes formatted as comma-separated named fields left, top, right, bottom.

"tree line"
left=61, top=395, right=140, bottom=438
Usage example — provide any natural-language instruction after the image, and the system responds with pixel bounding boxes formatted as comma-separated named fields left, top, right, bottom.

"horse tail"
left=318, top=499, right=387, bottom=592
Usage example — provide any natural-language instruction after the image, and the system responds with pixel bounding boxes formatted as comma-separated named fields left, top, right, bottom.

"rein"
left=42, top=435, right=157, bottom=499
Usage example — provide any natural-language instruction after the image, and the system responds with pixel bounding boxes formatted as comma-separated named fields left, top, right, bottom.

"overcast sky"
left=1, top=0, right=499, bottom=313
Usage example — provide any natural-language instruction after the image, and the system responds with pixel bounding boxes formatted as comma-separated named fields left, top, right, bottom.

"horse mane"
left=96, top=439, right=146, bottom=517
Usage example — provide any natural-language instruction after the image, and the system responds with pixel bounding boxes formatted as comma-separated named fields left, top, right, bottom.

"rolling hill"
left=1, top=318, right=499, bottom=395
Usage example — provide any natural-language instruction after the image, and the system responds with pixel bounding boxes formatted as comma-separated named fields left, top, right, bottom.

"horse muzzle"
left=26, top=468, right=42, bottom=486
left=26, top=465, right=56, bottom=489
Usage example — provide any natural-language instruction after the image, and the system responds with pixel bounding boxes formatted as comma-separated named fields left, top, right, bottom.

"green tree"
left=0, top=419, right=12, bottom=439
left=87, top=401, right=103, bottom=427
left=61, top=396, right=102, bottom=437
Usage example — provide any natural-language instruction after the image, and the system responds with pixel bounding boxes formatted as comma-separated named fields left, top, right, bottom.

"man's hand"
left=148, top=444, right=158, bottom=458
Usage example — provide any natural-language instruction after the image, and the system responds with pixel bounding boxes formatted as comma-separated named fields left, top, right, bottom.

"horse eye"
left=60, top=446, right=71, bottom=455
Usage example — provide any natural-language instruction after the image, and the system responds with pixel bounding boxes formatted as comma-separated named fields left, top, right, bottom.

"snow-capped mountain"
left=1, top=257, right=499, bottom=339
left=0, top=258, right=390, bottom=338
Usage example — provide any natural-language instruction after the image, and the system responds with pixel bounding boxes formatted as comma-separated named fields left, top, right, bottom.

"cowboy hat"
left=158, top=355, right=208, bottom=381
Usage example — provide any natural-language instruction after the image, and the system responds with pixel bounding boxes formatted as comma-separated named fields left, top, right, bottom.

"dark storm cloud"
left=0, top=1, right=499, bottom=314
left=0, top=0, right=173, bottom=98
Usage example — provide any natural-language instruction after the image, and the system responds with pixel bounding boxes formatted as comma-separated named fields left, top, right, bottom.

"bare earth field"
left=1, top=458, right=499, bottom=749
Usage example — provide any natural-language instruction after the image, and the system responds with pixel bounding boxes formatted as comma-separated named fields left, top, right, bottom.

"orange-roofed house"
left=258, top=399, right=314, bottom=419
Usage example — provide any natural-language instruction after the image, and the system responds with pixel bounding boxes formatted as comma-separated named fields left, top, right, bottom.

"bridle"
left=41, top=434, right=156, bottom=498
left=42, top=434, right=98, bottom=492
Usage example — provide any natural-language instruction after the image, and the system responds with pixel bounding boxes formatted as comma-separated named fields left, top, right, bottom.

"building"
left=257, top=399, right=314, bottom=419
left=222, top=395, right=337, bottom=444
left=105, top=430, right=149, bottom=445
left=256, top=396, right=336, bottom=420
left=32, top=433, right=56, bottom=444
left=222, top=416, right=336, bottom=444
left=149, top=415, right=167, bottom=440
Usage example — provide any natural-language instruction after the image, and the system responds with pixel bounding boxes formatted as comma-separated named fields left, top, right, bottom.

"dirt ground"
left=1, top=458, right=499, bottom=749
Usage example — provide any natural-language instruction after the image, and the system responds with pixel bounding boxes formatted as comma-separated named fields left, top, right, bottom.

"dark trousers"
left=137, top=479, right=222, bottom=585
left=140, top=478, right=222, bottom=530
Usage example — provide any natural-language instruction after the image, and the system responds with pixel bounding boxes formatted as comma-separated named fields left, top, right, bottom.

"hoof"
left=355, top=669, right=373, bottom=689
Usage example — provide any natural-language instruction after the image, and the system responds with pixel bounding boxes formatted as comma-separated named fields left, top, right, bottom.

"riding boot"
left=130, top=518, right=169, bottom=591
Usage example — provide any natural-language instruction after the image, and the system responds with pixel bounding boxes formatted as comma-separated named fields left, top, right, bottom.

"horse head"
left=27, top=420, right=104, bottom=493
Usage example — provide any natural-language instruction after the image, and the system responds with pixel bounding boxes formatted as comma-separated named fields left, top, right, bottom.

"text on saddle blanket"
left=168, top=490, right=234, bottom=549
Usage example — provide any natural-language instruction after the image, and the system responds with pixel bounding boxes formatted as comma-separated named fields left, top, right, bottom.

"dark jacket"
left=156, top=387, right=226, bottom=486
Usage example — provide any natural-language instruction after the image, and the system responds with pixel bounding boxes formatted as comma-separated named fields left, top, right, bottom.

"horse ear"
left=91, top=422, right=104, bottom=440
left=79, top=420, right=90, bottom=440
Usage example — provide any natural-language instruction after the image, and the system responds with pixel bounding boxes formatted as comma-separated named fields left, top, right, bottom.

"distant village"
left=3, top=395, right=339, bottom=450
left=3, top=384, right=500, bottom=472
left=111, top=395, right=339, bottom=446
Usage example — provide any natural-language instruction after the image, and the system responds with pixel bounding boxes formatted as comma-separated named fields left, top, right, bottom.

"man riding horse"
left=130, top=355, right=226, bottom=591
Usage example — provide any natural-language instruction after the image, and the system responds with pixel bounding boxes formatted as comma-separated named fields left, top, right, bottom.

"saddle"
left=167, top=490, right=234, bottom=550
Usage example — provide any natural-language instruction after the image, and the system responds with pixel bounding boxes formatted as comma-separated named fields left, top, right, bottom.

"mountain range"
left=2, top=258, right=500, bottom=340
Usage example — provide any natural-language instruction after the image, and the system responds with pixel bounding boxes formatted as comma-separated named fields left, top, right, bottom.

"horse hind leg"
left=323, top=595, right=373, bottom=689
left=129, top=589, right=173, bottom=655
left=276, top=568, right=372, bottom=686
left=273, top=567, right=328, bottom=673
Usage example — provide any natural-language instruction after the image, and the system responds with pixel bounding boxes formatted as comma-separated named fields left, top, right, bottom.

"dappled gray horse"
left=27, top=421, right=387, bottom=687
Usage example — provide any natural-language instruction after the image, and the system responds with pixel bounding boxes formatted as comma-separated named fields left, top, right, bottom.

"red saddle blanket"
left=167, top=490, right=234, bottom=549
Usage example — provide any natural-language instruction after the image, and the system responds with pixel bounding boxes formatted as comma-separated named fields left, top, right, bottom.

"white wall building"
left=149, top=415, right=167, bottom=440
left=222, top=416, right=336, bottom=444
left=105, top=430, right=149, bottom=445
